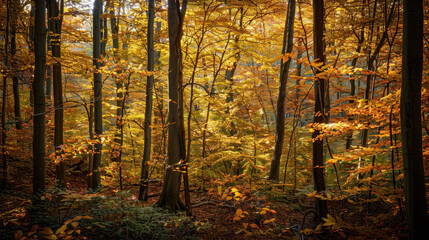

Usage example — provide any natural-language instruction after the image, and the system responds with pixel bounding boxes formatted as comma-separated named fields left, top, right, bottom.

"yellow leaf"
left=42, top=235, right=57, bottom=240
left=71, top=222, right=79, bottom=228
left=95, top=223, right=105, bottom=228
left=55, top=225, right=67, bottom=235
left=301, top=228, right=313, bottom=235
left=39, top=228, right=54, bottom=235
left=64, top=219, right=73, bottom=225
left=243, top=223, right=248, bottom=229
left=250, top=223, right=259, bottom=229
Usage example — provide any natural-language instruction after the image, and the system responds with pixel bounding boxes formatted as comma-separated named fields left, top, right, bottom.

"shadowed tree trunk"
left=33, top=0, right=47, bottom=194
left=401, top=0, right=429, bottom=238
left=156, top=0, right=188, bottom=211
left=48, top=0, right=65, bottom=188
left=269, top=0, right=296, bottom=182
left=108, top=0, right=125, bottom=190
left=92, top=0, right=103, bottom=190
left=11, top=6, right=22, bottom=131
left=1, top=0, right=10, bottom=191
left=139, top=0, right=155, bottom=201
left=312, top=0, right=328, bottom=221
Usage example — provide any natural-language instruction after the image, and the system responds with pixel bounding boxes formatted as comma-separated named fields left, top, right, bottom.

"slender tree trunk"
left=401, top=0, right=429, bottom=238
left=312, top=0, right=328, bottom=221
left=345, top=5, right=365, bottom=149
left=156, top=0, right=188, bottom=211
left=29, top=5, right=35, bottom=108
left=108, top=0, right=124, bottom=189
left=109, top=0, right=122, bottom=161
left=224, top=8, right=242, bottom=139
left=1, top=0, right=10, bottom=191
left=11, top=21, right=22, bottom=130
left=358, top=0, right=396, bottom=181
left=88, top=99, right=94, bottom=189
left=269, top=0, right=296, bottom=182
left=33, top=0, right=47, bottom=194
left=139, top=0, right=155, bottom=201
left=48, top=0, right=65, bottom=188
left=92, top=0, right=103, bottom=190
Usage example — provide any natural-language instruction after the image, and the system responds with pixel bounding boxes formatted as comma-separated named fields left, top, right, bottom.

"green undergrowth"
left=0, top=189, right=204, bottom=240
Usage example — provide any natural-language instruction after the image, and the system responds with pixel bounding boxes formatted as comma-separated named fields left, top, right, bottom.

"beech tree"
left=91, top=0, right=103, bottom=190
left=1, top=0, right=10, bottom=191
left=48, top=0, right=65, bottom=188
left=269, top=0, right=296, bottom=182
left=401, top=0, right=429, bottom=238
left=33, top=0, right=47, bottom=193
left=156, top=0, right=188, bottom=211
left=139, top=0, right=155, bottom=201
left=312, top=0, right=328, bottom=220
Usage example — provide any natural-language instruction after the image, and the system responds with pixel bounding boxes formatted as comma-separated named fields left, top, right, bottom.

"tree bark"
left=269, top=0, right=296, bottom=182
left=401, top=0, right=429, bottom=238
left=92, top=0, right=103, bottom=190
left=1, top=0, right=10, bottom=191
left=109, top=0, right=123, bottom=166
left=312, top=0, right=328, bottom=221
left=48, top=0, right=65, bottom=188
left=139, top=0, right=155, bottom=201
left=11, top=19, right=22, bottom=130
left=33, top=0, right=47, bottom=194
left=156, top=0, right=188, bottom=211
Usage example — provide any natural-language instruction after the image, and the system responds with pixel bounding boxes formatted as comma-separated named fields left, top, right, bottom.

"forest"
left=0, top=0, right=428, bottom=239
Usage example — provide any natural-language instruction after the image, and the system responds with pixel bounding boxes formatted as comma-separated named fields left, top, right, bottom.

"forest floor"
left=0, top=170, right=409, bottom=240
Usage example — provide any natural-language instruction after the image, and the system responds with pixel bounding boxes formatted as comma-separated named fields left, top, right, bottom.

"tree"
left=269, top=0, right=296, bottom=182
left=33, top=0, right=47, bottom=193
left=1, top=0, right=10, bottom=191
left=156, top=0, right=188, bottom=211
left=10, top=1, right=22, bottom=131
left=312, top=0, right=328, bottom=221
left=139, top=0, right=155, bottom=201
left=401, top=0, right=429, bottom=238
left=108, top=0, right=124, bottom=189
left=48, top=0, right=65, bottom=188
left=91, top=0, right=103, bottom=190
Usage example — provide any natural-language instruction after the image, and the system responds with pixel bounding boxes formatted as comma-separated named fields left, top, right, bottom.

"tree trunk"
left=48, top=0, right=65, bottom=188
left=109, top=0, right=122, bottom=162
left=156, top=0, right=188, bottom=211
left=312, top=0, right=328, bottom=221
left=11, top=21, right=22, bottom=130
left=1, top=0, right=10, bottom=191
left=108, top=1, right=124, bottom=190
left=139, top=0, right=155, bottom=201
left=92, top=0, right=103, bottom=190
left=401, top=0, right=429, bottom=238
left=88, top=99, right=94, bottom=189
left=33, top=0, right=47, bottom=194
left=269, top=0, right=296, bottom=182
